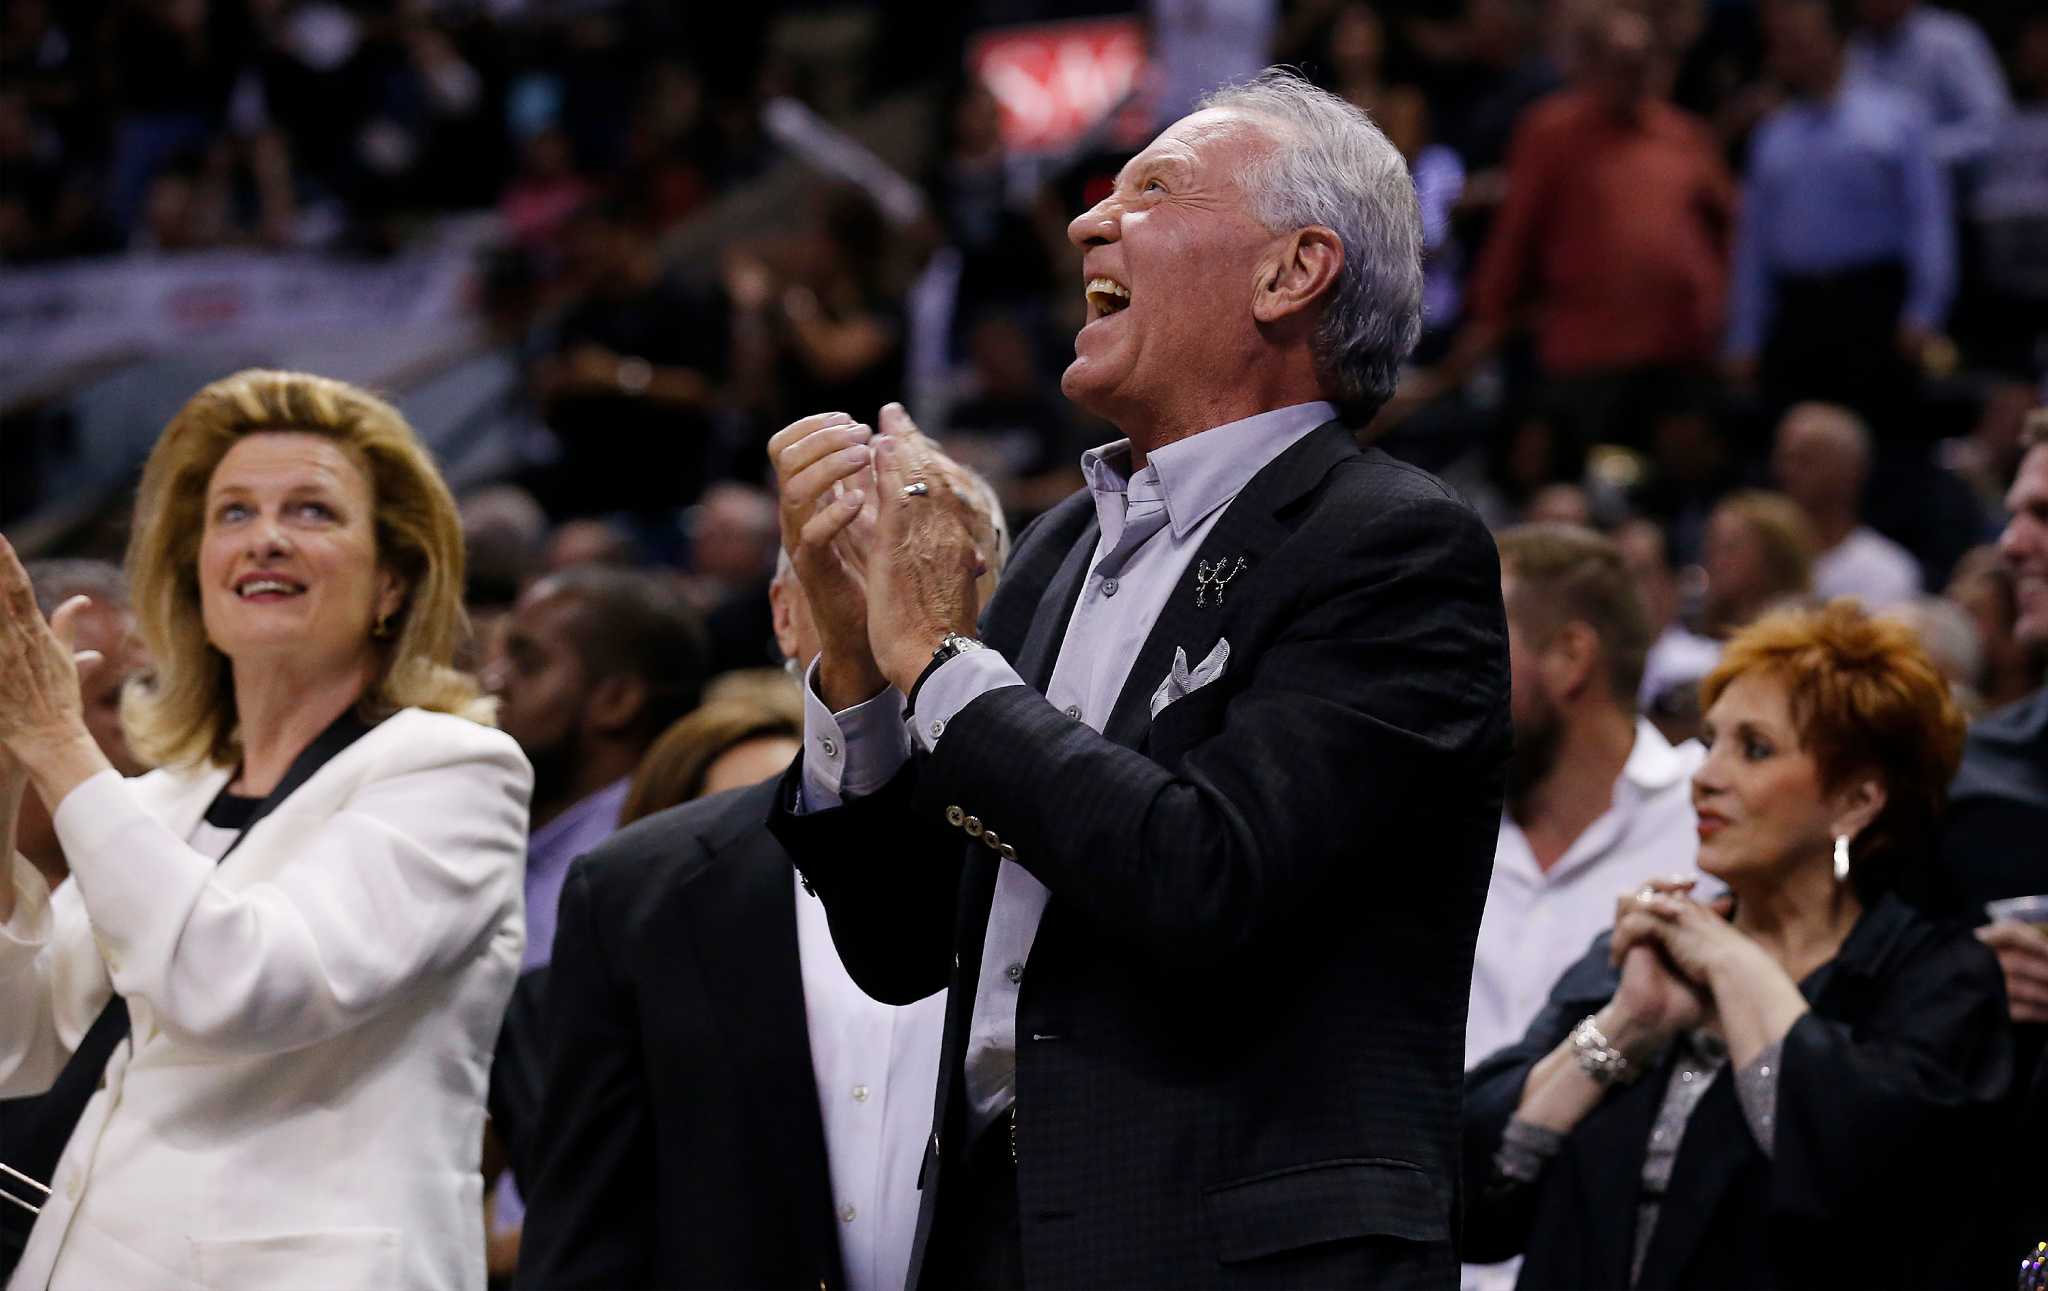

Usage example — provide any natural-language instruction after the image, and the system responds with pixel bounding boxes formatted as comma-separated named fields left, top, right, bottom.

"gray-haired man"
left=770, top=69, right=1508, bottom=1288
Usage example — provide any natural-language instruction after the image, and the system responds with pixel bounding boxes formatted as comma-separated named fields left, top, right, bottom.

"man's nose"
left=1068, top=197, right=1119, bottom=249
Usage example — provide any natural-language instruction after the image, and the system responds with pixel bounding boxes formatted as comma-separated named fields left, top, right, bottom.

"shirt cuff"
left=1733, top=1038, right=1783, bottom=1158
left=908, top=649, right=1028, bottom=753
left=1495, top=1116, right=1566, bottom=1183
left=797, top=657, right=911, bottom=812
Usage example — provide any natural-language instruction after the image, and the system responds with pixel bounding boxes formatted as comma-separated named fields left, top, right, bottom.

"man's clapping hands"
left=769, top=404, right=992, bottom=711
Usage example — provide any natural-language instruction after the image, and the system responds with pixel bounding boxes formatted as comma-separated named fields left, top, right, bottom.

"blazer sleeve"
left=908, top=491, right=1506, bottom=970
left=1459, top=935, right=1620, bottom=1262
left=767, top=755, right=968, bottom=1005
left=47, top=718, right=530, bottom=1056
left=0, top=860, right=112, bottom=1097
left=514, top=861, right=656, bottom=1290
left=1767, top=929, right=2014, bottom=1220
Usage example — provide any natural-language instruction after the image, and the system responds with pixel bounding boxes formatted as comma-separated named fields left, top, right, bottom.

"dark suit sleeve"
left=513, top=862, right=657, bottom=1290
left=1768, top=930, right=2014, bottom=1219
left=488, top=965, right=550, bottom=1194
left=914, top=492, right=1505, bottom=968
left=1459, top=935, right=1619, bottom=1262
left=768, top=756, right=967, bottom=1005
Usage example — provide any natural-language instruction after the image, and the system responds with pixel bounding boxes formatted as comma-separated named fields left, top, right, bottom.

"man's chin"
left=1059, top=357, right=1121, bottom=420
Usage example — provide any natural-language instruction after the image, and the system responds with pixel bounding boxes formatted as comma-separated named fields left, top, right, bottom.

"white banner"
left=0, top=238, right=480, bottom=377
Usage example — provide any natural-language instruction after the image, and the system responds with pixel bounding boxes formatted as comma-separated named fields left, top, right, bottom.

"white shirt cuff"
left=798, top=657, right=912, bottom=812
left=909, top=649, right=1028, bottom=753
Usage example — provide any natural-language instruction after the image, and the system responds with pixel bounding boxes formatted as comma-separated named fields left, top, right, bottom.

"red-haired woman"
left=1463, top=601, right=2015, bottom=1289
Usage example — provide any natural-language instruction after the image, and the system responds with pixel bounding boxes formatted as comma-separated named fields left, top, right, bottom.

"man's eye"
left=1143, top=178, right=1165, bottom=193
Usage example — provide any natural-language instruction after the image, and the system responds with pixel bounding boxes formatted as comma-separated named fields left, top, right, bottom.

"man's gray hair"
left=1198, top=68, right=1424, bottom=416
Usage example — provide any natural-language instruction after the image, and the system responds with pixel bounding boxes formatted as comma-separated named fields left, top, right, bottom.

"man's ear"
left=769, top=575, right=799, bottom=662
left=1252, top=226, right=1344, bottom=326
left=586, top=673, right=651, bottom=738
left=1547, top=621, right=1603, bottom=702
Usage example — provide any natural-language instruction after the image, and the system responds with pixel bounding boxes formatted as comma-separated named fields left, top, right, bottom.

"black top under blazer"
left=769, top=423, right=1512, bottom=1290
left=514, top=780, right=845, bottom=1291
left=1463, top=893, right=2017, bottom=1290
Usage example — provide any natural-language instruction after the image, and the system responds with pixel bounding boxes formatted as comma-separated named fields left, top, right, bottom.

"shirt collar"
left=1079, top=401, right=1338, bottom=541
left=529, top=776, right=630, bottom=862
left=1621, top=718, right=1693, bottom=794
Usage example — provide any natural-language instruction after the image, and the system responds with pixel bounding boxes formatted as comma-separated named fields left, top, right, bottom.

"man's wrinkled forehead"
left=1116, top=108, right=1280, bottom=187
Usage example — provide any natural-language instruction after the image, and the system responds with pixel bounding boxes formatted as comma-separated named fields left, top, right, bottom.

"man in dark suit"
left=768, top=69, right=1509, bottom=1288
left=513, top=473, right=1009, bottom=1291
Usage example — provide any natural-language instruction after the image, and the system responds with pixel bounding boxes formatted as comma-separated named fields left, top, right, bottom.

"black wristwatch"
left=908, top=632, right=984, bottom=712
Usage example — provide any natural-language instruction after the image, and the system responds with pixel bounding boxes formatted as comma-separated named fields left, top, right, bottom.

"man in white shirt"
left=1469, top=524, right=1706, bottom=1070
left=1772, top=402, right=1923, bottom=608
left=516, top=472, right=1006, bottom=1291
left=1464, top=523, right=1704, bottom=1290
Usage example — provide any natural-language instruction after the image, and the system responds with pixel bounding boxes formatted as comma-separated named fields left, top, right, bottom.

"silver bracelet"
left=1570, top=1013, right=1640, bottom=1086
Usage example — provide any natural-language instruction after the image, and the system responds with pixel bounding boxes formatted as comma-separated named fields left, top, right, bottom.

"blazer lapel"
left=1100, top=421, right=1361, bottom=749
left=675, top=796, right=844, bottom=1287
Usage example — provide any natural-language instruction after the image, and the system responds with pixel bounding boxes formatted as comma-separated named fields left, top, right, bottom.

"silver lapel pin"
left=1194, top=556, right=1247, bottom=608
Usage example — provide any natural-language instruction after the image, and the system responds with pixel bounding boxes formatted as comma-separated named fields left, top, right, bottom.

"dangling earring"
left=1833, top=834, right=1852, bottom=883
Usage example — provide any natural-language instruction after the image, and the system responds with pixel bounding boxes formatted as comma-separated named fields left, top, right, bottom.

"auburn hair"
left=1701, top=599, right=1965, bottom=902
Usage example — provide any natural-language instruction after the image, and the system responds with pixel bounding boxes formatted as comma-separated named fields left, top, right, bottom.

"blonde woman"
left=0, top=371, right=529, bottom=1289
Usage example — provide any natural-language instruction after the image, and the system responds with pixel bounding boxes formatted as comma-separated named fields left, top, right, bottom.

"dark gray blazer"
left=771, top=422, right=1510, bottom=1289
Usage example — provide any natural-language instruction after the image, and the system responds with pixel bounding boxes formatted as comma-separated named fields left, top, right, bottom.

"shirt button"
left=1064, top=704, right=1082, bottom=720
left=852, top=1084, right=870, bottom=1103
left=1681, top=1070, right=1696, bottom=1083
left=820, top=736, right=837, bottom=757
left=1102, top=577, right=1120, bottom=597
left=929, top=720, right=945, bottom=740
left=839, top=1203, right=857, bottom=1223
left=1006, top=962, right=1024, bottom=983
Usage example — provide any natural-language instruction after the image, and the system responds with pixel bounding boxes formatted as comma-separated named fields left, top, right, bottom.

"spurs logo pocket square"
left=1150, top=638, right=1230, bottom=719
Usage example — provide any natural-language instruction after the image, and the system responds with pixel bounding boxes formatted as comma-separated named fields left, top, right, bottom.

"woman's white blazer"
left=0, top=708, right=530, bottom=1290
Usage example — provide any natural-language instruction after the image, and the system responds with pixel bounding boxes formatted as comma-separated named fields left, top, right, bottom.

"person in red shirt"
left=1405, top=6, right=1737, bottom=451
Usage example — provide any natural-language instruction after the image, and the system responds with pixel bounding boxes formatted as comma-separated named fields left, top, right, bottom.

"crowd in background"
left=6, top=0, right=2048, bottom=1285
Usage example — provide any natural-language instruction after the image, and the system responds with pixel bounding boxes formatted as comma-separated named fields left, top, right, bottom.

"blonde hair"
left=125, top=369, right=488, bottom=768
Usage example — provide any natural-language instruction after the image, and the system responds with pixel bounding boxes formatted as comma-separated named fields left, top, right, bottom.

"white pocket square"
left=1150, top=638, right=1231, bottom=719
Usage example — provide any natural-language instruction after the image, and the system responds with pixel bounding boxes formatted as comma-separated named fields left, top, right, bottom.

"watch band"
left=908, top=633, right=983, bottom=713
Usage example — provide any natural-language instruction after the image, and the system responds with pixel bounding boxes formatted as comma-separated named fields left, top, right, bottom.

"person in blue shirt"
left=1848, top=0, right=2010, bottom=171
left=1726, top=0, right=1953, bottom=437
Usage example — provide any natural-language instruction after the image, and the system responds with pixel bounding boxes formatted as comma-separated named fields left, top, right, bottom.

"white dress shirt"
left=1464, top=720, right=1707, bottom=1070
left=802, top=401, right=1336, bottom=1140
left=793, top=871, right=945, bottom=1291
left=1811, top=525, right=1923, bottom=610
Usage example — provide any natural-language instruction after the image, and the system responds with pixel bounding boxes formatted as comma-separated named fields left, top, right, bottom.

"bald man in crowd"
left=1771, top=402, right=1922, bottom=608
